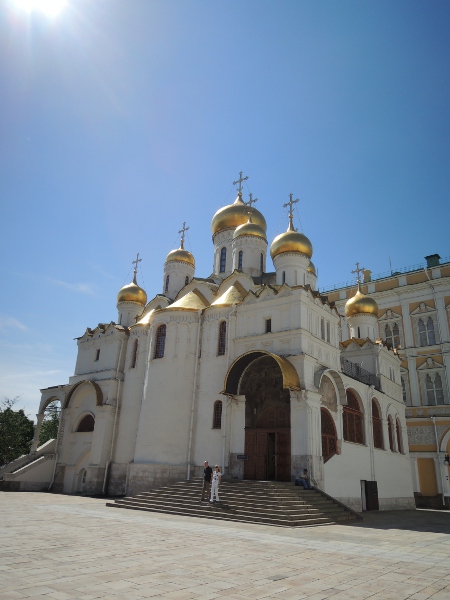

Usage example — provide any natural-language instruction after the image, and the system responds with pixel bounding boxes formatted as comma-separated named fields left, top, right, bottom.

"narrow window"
left=426, top=317, right=436, bottom=345
left=265, top=318, right=272, bottom=333
left=130, top=339, right=138, bottom=368
left=321, top=408, right=337, bottom=463
left=326, top=322, right=330, bottom=343
left=185, top=275, right=189, bottom=286
left=154, top=324, right=166, bottom=359
left=282, top=271, right=286, bottom=284
left=396, top=418, right=403, bottom=453
left=388, top=416, right=395, bottom=451
left=426, top=373, right=444, bottom=405
left=372, top=400, right=383, bottom=449
left=77, top=414, right=95, bottom=432
left=220, top=247, right=226, bottom=273
left=95, top=349, right=100, bottom=361
left=401, top=377, right=407, bottom=404
left=321, top=318, right=325, bottom=340
left=393, top=323, right=400, bottom=348
left=418, top=319, right=427, bottom=346
left=165, top=275, right=170, bottom=293
left=260, top=253, right=263, bottom=273
left=343, top=391, right=364, bottom=444
left=212, top=400, right=223, bottom=429
left=238, top=250, right=243, bottom=270
left=358, top=327, right=361, bottom=338
left=218, top=321, right=227, bottom=356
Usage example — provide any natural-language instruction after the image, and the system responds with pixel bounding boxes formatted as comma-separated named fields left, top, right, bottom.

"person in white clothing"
left=210, top=465, right=221, bottom=503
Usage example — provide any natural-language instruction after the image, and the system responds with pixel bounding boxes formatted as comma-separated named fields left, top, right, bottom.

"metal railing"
left=340, top=357, right=381, bottom=391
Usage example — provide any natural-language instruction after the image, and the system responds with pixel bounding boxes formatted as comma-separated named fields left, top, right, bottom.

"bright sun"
left=14, top=0, right=66, bottom=17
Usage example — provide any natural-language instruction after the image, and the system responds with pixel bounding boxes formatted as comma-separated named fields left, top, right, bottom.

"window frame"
left=154, top=324, right=167, bottom=359
left=217, top=321, right=227, bottom=356
left=371, top=399, right=383, bottom=449
left=220, top=247, right=227, bottom=273
left=212, top=400, right=223, bottom=429
left=343, top=390, right=364, bottom=445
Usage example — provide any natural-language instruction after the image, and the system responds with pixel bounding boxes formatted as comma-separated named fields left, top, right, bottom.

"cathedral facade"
left=3, top=178, right=416, bottom=512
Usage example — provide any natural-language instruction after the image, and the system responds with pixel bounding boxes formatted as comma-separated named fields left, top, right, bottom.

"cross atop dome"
left=283, top=193, right=299, bottom=231
left=351, top=261, right=365, bottom=285
left=132, top=253, right=142, bottom=283
left=178, top=222, right=189, bottom=249
left=233, top=171, right=249, bottom=195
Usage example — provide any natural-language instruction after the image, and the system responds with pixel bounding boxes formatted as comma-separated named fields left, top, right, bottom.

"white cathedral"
left=10, top=174, right=415, bottom=512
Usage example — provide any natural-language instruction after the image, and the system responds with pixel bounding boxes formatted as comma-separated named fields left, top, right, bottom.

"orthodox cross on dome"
left=283, top=193, right=299, bottom=231
left=351, top=262, right=365, bottom=285
left=233, top=171, right=249, bottom=195
left=132, top=253, right=142, bottom=274
left=178, top=222, right=189, bottom=249
left=246, top=192, right=258, bottom=219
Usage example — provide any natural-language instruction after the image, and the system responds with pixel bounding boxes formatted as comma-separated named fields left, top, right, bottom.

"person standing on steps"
left=210, top=465, right=221, bottom=503
left=201, top=461, right=213, bottom=501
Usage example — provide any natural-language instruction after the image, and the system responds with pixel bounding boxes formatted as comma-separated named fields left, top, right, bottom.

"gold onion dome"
left=117, top=272, right=147, bottom=306
left=270, top=217, right=313, bottom=259
left=307, top=260, right=316, bottom=275
left=211, top=193, right=267, bottom=235
left=165, top=246, right=195, bottom=267
left=233, top=215, right=266, bottom=240
left=344, top=284, right=378, bottom=317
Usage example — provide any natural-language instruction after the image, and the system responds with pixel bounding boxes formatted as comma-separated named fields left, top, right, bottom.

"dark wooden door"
left=276, top=431, right=291, bottom=482
left=245, top=431, right=269, bottom=480
left=365, top=480, right=379, bottom=511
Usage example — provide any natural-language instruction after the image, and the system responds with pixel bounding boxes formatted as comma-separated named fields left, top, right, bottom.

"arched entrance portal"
left=240, top=355, right=291, bottom=481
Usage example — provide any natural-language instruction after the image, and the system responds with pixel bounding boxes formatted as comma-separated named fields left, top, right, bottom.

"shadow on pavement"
left=342, top=509, right=450, bottom=534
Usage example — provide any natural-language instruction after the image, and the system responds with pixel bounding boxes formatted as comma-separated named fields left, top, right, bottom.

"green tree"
left=0, top=398, right=35, bottom=467
left=39, top=401, right=60, bottom=445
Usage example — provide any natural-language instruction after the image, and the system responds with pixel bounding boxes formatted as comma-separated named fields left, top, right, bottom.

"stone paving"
left=1, top=493, right=450, bottom=600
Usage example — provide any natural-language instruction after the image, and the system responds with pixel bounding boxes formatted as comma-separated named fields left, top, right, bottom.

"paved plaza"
left=1, top=493, right=450, bottom=600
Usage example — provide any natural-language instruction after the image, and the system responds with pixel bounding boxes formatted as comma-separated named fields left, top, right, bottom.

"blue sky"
left=1, top=0, right=449, bottom=419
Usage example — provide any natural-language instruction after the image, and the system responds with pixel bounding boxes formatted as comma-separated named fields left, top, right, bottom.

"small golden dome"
left=165, top=247, right=195, bottom=267
left=233, top=216, right=267, bottom=241
left=211, top=194, right=267, bottom=235
left=307, top=261, right=316, bottom=275
left=345, top=286, right=378, bottom=317
left=270, top=224, right=313, bottom=259
left=117, top=273, right=147, bottom=306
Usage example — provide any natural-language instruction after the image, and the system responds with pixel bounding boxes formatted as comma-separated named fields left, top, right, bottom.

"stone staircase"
left=106, top=479, right=362, bottom=527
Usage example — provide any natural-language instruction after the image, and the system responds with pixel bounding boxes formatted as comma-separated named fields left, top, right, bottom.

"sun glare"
left=13, top=0, right=66, bottom=17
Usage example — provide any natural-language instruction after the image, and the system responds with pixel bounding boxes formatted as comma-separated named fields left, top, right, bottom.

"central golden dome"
left=211, top=194, right=267, bottom=235
left=345, top=286, right=378, bottom=317
left=117, top=273, right=147, bottom=306
left=270, top=220, right=313, bottom=259
left=165, top=247, right=195, bottom=267
left=233, top=216, right=266, bottom=240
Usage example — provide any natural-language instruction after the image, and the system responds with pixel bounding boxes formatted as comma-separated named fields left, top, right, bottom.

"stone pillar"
left=290, top=390, right=323, bottom=486
left=406, top=351, right=421, bottom=407
left=228, top=395, right=246, bottom=479
left=435, top=295, right=449, bottom=343
left=401, top=303, right=414, bottom=347
left=30, top=413, right=45, bottom=453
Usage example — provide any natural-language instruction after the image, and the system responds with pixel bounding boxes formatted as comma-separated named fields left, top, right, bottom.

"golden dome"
left=165, top=247, right=195, bottom=267
left=345, top=285, right=378, bottom=317
left=233, top=216, right=267, bottom=241
left=307, top=260, right=316, bottom=275
left=211, top=194, right=267, bottom=235
left=117, top=273, right=147, bottom=306
left=270, top=218, right=313, bottom=259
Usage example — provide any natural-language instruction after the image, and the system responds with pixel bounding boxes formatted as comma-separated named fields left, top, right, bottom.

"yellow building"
left=326, top=254, right=450, bottom=509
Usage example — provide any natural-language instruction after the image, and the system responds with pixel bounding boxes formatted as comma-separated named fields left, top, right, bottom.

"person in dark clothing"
left=201, top=461, right=213, bottom=501
left=295, top=468, right=313, bottom=489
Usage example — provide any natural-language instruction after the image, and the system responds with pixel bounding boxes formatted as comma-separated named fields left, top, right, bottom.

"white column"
left=406, top=353, right=421, bottom=407
left=435, top=295, right=450, bottom=343
left=30, top=413, right=45, bottom=452
left=401, top=304, right=414, bottom=347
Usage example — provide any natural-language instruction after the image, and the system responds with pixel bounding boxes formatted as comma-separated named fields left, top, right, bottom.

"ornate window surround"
left=378, top=309, right=404, bottom=349
left=410, top=303, right=439, bottom=347
left=400, top=367, right=411, bottom=406
left=417, top=357, right=448, bottom=406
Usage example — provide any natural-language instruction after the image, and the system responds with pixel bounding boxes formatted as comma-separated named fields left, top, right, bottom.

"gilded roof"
left=167, top=289, right=209, bottom=311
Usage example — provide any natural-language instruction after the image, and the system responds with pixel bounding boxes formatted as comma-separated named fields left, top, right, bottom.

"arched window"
left=388, top=416, right=395, bottom=451
left=425, top=373, right=444, bottom=405
left=396, top=418, right=403, bottom=453
left=321, top=408, right=337, bottom=463
left=165, top=275, right=170, bottom=293
left=372, top=400, right=383, bottom=449
left=212, top=400, right=223, bottom=429
left=218, top=321, right=227, bottom=356
left=260, top=253, right=263, bottom=273
left=385, top=323, right=400, bottom=349
left=238, top=250, right=243, bottom=270
left=130, top=339, right=138, bottom=368
left=77, top=414, right=95, bottom=432
left=220, top=247, right=226, bottom=273
left=343, top=390, right=364, bottom=444
left=418, top=317, right=436, bottom=346
left=185, top=275, right=189, bottom=286
left=154, top=324, right=166, bottom=359
left=95, top=349, right=100, bottom=361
